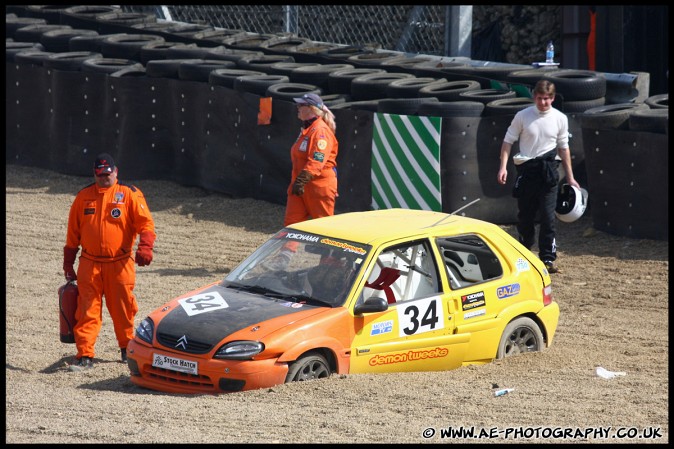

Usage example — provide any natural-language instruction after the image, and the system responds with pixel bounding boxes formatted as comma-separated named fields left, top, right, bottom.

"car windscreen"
left=225, top=229, right=371, bottom=307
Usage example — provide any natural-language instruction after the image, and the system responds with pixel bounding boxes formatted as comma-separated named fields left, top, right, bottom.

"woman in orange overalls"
left=285, top=93, right=339, bottom=226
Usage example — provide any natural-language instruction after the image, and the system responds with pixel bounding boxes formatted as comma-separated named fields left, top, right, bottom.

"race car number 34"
left=152, top=353, right=198, bottom=375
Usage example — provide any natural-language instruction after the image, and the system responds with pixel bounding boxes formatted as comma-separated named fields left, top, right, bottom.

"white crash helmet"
left=555, top=183, right=588, bottom=223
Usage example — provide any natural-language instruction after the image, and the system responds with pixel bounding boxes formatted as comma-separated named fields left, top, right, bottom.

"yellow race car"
left=127, top=208, right=559, bottom=394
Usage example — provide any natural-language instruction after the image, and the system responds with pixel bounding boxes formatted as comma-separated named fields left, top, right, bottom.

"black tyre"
left=205, top=47, right=264, bottom=63
left=412, top=60, right=471, bottom=78
left=6, top=17, right=47, bottom=39
left=40, top=29, right=99, bottom=53
left=496, top=317, right=544, bottom=359
left=285, top=352, right=331, bottom=383
left=100, top=34, right=165, bottom=61
left=110, top=66, right=147, bottom=78
left=330, top=100, right=381, bottom=112
left=43, top=51, right=103, bottom=71
left=237, top=54, right=296, bottom=73
left=96, top=12, right=157, bottom=27
left=350, top=72, right=415, bottom=100
left=140, top=41, right=194, bottom=64
left=327, top=68, right=386, bottom=94
left=224, top=33, right=279, bottom=51
left=377, top=97, right=439, bottom=115
left=417, top=101, right=484, bottom=117
left=562, top=97, right=606, bottom=114
left=458, top=88, right=517, bottom=104
left=318, top=45, right=374, bottom=61
left=580, top=103, right=649, bottom=130
left=13, top=24, right=72, bottom=44
left=505, top=68, right=559, bottom=87
left=192, top=29, right=247, bottom=42
left=68, top=33, right=126, bottom=53
left=417, top=79, right=481, bottom=101
left=347, top=51, right=402, bottom=67
left=81, top=58, right=143, bottom=75
left=6, top=41, right=45, bottom=61
left=542, top=69, right=607, bottom=101
left=379, top=56, right=436, bottom=74
left=265, top=82, right=323, bottom=101
left=385, top=77, right=446, bottom=98
left=484, top=97, right=534, bottom=116
left=290, top=63, right=355, bottom=89
left=178, top=59, right=237, bottom=82
left=267, top=62, right=321, bottom=77
left=146, top=59, right=199, bottom=79
left=259, top=36, right=312, bottom=54
left=61, top=6, right=121, bottom=28
left=644, top=94, right=668, bottom=109
left=163, top=44, right=210, bottom=60
left=456, top=65, right=524, bottom=82
left=14, top=50, right=54, bottom=66
left=233, top=74, right=290, bottom=96
left=321, top=93, right=351, bottom=106
left=209, top=69, right=266, bottom=89
left=628, top=108, right=669, bottom=134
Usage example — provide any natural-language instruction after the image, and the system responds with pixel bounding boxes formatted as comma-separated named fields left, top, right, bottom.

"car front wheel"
left=496, top=317, right=544, bottom=359
left=285, top=353, right=331, bottom=383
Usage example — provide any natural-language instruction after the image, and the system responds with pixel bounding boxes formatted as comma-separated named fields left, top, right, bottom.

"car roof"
left=288, top=208, right=497, bottom=246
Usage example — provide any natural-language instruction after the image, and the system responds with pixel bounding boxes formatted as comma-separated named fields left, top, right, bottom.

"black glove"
left=291, top=170, right=313, bottom=196
left=63, top=246, right=79, bottom=281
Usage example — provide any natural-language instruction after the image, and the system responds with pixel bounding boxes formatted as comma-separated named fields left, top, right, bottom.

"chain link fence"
left=121, top=5, right=451, bottom=56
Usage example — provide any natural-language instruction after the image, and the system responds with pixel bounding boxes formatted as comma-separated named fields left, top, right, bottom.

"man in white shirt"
left=497, top=80, right=581, bottom=274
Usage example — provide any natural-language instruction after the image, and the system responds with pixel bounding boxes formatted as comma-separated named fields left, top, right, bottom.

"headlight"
left=135, top=317, right=154, bottom=344
left=214, top=341, right=264, bottom=360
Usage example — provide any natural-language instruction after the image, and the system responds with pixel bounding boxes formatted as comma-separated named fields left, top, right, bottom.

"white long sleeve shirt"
left=504, top=106, right=569, bottom=165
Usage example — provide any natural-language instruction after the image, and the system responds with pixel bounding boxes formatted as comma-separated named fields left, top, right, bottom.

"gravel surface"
left=5, top=164, right=669, bottom=444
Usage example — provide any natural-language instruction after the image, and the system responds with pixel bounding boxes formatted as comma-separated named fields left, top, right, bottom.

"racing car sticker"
left=178, top=291, right=229, bottom=317
left=397, top=296, right=445, bottom=337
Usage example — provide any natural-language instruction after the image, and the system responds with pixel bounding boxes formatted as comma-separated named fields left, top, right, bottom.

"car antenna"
left=429, top=198, right=481, bottom=227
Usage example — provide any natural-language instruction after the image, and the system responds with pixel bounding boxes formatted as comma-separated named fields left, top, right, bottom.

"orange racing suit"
left=65, top=180, right=155, bottom=359
left=284, top=116, right=339, bottom=226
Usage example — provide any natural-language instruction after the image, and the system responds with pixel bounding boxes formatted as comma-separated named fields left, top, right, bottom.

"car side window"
left=435, top=235, right=503, bottom=290
left=359, top=239, right=440, bottom=305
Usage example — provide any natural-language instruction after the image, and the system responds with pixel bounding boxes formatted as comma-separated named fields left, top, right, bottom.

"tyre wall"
left=5, top=12, right=668, bottom=240
left=582, top=128, right=668, bottom=240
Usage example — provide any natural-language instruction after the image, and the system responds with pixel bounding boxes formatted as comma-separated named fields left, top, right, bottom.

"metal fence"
left=120, top=5, right=459, bottom=56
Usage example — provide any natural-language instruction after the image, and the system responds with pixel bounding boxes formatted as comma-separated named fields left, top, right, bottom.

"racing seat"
left=364, top=267, right=401, bottom=304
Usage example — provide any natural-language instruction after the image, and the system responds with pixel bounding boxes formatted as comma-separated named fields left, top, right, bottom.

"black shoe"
left=544, top=261, right=560, bottom=274
left=120, top=348, right=127, bottom=363
left=69, top=356, right=94, bottom=372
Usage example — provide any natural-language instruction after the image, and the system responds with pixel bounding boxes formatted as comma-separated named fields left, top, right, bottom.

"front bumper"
left=126, top=339, right=289, bottom=394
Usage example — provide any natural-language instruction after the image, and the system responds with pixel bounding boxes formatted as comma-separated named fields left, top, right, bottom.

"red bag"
left=58, top=281, right=78, bottom=344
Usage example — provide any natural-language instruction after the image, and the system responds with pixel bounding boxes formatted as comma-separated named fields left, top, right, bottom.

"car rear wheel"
left=285, top=352, right=331, bottom=382
left=496, top=317, right=544, bottom=359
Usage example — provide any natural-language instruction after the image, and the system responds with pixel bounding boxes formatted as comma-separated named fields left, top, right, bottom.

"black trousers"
left=514, top=160, right=559, bottom=262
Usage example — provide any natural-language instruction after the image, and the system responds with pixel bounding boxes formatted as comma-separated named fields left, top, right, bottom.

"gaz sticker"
left=397, top=296, right=444, bottom=337
left=178, top=291, right=229, bottom=316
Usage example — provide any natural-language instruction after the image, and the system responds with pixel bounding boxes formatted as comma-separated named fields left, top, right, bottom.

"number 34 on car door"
left=351, top=295, right=470, bottom=373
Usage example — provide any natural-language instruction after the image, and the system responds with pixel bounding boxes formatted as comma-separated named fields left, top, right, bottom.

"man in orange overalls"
left=63, top=153, right=156, bottom=371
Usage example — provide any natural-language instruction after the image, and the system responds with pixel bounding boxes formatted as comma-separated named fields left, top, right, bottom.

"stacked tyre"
left=542, top=70, right=607, bottom=114
left=628, top=94, right=668, bottom=134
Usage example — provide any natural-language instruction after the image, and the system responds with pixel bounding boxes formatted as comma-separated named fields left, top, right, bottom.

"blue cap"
left=293, top=93, right=323, bottom=109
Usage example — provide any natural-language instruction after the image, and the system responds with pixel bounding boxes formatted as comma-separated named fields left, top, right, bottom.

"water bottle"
left=546, top=41, right=555, bottom=63
left=494, top=388, right=515, bottom=397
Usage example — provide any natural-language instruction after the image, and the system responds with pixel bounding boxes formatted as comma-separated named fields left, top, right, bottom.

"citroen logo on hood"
left=176, top=335, right=188, bottom=350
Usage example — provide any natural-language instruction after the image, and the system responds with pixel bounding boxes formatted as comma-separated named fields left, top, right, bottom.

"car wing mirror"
left=354, top=296, right=388, bottom=315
